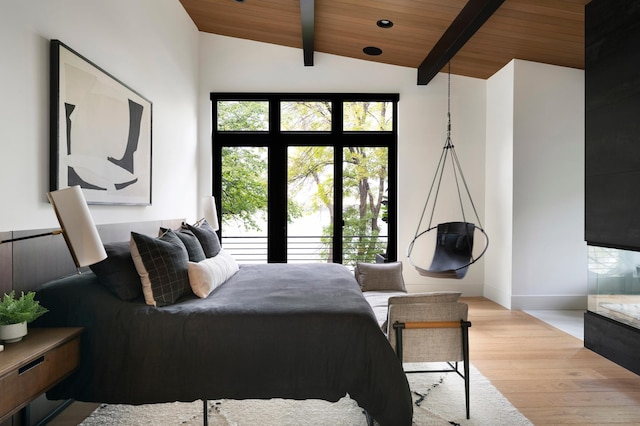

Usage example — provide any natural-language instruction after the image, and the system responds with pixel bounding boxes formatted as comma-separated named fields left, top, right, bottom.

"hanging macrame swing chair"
left=407, top=66, right=488, bottom=279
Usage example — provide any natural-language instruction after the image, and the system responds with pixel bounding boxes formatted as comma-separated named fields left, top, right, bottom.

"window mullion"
left=268, top=99, right=287, bottom=263
left=331, top=100, right=343, bottom=264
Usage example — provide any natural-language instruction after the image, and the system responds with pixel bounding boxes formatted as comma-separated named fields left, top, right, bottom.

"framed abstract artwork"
left=50, top=39, right=152, bottom=205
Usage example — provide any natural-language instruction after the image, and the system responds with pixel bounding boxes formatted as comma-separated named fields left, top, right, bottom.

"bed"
left=33, top=262, right=413, bottom=425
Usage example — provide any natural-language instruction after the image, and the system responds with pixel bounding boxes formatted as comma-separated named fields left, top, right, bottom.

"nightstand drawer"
left=0, top=335, right=80, bottom=421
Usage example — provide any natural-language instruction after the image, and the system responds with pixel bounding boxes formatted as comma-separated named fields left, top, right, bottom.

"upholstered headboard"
left=0, top=219, right=184, bottom=295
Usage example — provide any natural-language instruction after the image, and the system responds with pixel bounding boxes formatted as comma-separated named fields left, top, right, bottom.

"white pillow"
left=187, top=249, right=239, bottom=298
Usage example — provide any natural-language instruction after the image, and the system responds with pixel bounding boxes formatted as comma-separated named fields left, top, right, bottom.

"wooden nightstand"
left=0, top=327, right=83, bottom=424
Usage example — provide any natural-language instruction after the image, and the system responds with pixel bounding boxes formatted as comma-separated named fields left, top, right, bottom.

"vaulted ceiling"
left=179, top=0, right=589, bottom=84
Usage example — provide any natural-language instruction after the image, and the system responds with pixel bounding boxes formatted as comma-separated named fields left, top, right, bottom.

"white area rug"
left=80, top=363, right=532, bottom=425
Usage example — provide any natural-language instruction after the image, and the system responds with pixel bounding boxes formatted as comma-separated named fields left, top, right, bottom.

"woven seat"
left=388, top=291, right=471, bottom=419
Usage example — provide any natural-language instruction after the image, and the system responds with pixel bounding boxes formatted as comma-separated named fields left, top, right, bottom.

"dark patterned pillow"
left=89, top=241, right=141, bottom=301
left=185, top=219, right=221, bottom=258
left=130, top=229, right=189, bottom=307
left=160, top=227, right=206, bottom=262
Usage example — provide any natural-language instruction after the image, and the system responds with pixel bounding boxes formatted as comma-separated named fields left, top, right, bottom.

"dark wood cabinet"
left=0, top=328, right=82, bottom=424
left=585, top=0, right=640, bottom=250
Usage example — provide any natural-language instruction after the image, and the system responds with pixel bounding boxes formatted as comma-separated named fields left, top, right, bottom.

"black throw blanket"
left=35, top=263, right=413, bottom=425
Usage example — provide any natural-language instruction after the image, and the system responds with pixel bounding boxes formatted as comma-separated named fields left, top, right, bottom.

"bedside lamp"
left=47, top=186, right=107, bottom=268
left=201, top=195, right=219, bottom=231
left=0, top=186, right=107, bottom=269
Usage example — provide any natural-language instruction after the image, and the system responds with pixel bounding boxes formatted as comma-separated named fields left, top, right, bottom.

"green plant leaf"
left=0, top=291, right=48, bottom=326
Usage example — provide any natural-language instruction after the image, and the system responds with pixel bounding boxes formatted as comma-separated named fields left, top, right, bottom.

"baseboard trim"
left=510, top=294, right=587, bottom=310
left=483, top=286, right=512, bottom=309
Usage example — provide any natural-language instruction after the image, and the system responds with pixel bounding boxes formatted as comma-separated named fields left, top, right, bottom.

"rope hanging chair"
left=407, top=65, right=489, bottom=279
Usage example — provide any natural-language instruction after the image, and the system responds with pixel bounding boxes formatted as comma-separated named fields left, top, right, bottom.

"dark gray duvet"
left=34, top=263, right=412, bottom=425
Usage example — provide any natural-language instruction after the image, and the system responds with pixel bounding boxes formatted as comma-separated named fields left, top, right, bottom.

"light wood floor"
left=51, top=297, right=640, bottom=425
left=464, top=297, right=640, bottom=425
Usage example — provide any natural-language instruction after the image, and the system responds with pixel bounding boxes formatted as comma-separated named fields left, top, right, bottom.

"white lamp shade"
left=203, top=196, right=219, bottom=231
left=48, top=186, right=107, bottom=268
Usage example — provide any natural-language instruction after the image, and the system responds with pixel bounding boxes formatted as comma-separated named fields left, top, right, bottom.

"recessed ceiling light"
left=377, top=19, right=394, bottom=29
left=363, top=46, right=383, bottom=56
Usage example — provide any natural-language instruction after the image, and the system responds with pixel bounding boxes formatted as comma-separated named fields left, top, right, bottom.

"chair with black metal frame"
left=387, top=292, right=472, bottom=419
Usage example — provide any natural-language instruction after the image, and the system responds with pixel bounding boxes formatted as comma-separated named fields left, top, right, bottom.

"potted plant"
left=0, top=291, right=48, bottom=343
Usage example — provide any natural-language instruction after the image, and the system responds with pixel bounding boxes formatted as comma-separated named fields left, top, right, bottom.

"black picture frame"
left=50, top=39, right=152, bottom=205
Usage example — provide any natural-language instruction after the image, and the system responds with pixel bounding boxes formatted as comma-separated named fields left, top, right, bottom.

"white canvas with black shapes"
left=50, top=40, right=152, bottom=205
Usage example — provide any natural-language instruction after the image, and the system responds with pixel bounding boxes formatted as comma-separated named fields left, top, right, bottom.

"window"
left=211, top=93, right=398, bottom=266
left=216, top=100, right=269, bottom=132
left=343, top=101, right=393, bottom=131
left=281, top=101, right=332, bottom=131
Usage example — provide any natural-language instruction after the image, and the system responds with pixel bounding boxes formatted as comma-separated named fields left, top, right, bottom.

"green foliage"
left=222, top=146, right=302, bottom=232
left=288, top=145, right=388, bottom=265
left=0, top=291, right=48, bottom=326
left=217, top=100, right=390, bottom=263
left=217, top=101, right=268, bottom=131
left=343, top=101, right=392, bottom=131
left=281, top=101, right=332, bottom=131
left=288, top=146, right=335, bottom=213
left=221, top=146, right=269, bottom=231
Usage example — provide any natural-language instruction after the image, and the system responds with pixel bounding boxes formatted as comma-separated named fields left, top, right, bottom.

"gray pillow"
left=185, top=219, right=221, bottom=258
left=160, top=227, right=206, bottom=262
left=89, top=241, right=141, bottom=301
left=354, top=261, right=406, bottom=292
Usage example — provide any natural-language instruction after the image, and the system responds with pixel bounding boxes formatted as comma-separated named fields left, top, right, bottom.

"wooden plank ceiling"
left=179, top=0, right=589, bottom=83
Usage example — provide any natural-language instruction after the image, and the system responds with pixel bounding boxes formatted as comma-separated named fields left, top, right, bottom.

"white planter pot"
left=0, top=321, right=28, bottom=343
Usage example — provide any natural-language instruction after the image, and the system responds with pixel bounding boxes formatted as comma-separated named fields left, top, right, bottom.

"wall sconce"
left=0, top=186, right=107, bottom=269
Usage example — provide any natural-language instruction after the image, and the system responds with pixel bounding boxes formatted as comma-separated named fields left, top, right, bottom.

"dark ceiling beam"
left=300, top=0, right=314, bottom=66
left=417, top=0, right=505, bottom=85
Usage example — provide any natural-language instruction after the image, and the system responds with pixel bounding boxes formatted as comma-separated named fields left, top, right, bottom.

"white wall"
left=198, top=34, right=488, bottom=296
left=485, top=59, right=587, bottom=309
left=0, top=0, right=200, bottom=232
left=485, top=61, right=515, bottom=308
left=511, top=60, right=587, bottom=309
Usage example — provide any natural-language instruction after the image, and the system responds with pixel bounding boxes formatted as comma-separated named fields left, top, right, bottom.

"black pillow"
left=89, top=241, right=142, bottom=301
left=160, top=227, right=206, bottom=262
left=130, top=229, right=189, bottom=307
left=185, top=219, right=221, bottom=258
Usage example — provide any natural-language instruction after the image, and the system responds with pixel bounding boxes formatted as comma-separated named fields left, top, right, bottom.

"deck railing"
left=220, top=235, right=387, bottom=265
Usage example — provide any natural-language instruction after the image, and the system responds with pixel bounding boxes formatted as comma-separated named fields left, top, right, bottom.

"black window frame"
left=211, top=92, right=399, bottom=264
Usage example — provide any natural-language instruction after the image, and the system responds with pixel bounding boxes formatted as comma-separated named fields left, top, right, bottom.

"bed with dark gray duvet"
left=34, top=262, right=413, bottom=425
